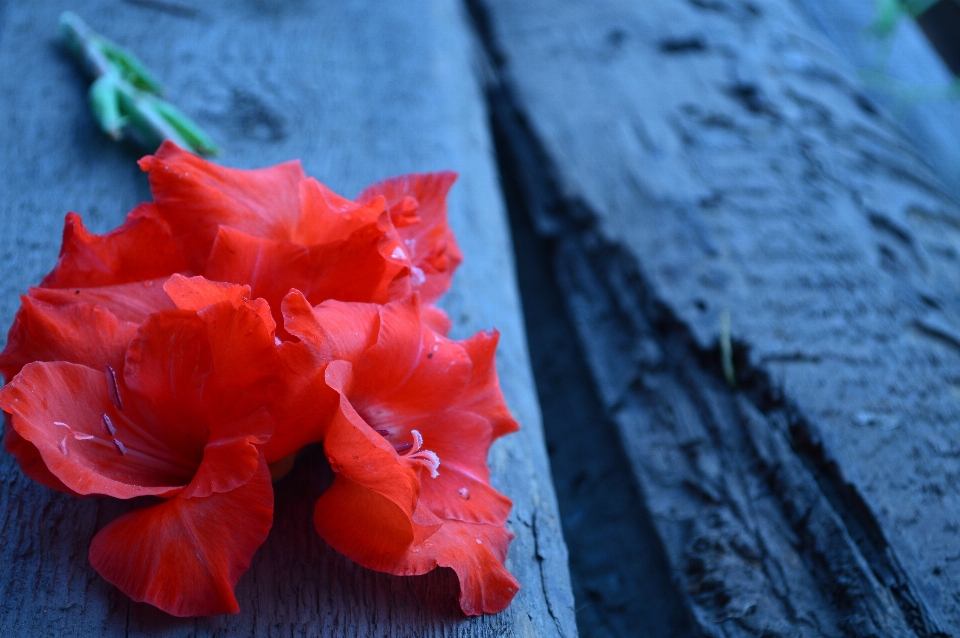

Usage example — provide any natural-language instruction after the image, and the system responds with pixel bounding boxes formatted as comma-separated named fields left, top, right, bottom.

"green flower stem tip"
left=59, top=12, right=219, bottom=156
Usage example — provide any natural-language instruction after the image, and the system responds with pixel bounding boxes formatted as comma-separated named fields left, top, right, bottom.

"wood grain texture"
left=0, top=1, right=576, bottom=636
left=473, top=0, right=960, bottom=634
left=790, top=0, right=960, bottom=204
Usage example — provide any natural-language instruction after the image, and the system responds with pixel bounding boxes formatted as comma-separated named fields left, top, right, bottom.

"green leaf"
left=116, top=87, right=187, bottom=151
left=94, top=37, right=164, bottom=95
left=88, top=74, right=126, bottom=139
left=60, top=11, right=220, bottom=156
left=150, top=98, right=220, bottom=156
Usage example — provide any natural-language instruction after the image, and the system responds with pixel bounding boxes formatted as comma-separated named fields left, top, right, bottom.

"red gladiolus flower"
left=40, top=203, right=189, bottom=289
left=36, top=143, right=462, bottom=337
left=0, top=277, right=176, bottom=382
left=0, top=276, right=176, bottom=495
left=357, top=171, right=463, bottom=304
left=260, top=291, right=380, bottom=464
left=0, top=275, right=280, bottom=616
left=0, top=143, right=516, bottom=617
left=283, top=293, right=520, bottom=615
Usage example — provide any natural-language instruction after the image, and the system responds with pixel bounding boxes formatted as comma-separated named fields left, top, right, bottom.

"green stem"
left=59, top=12, right=219, bottom=156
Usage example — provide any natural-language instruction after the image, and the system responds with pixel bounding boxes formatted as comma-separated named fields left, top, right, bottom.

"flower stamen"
left=393, top=429, right=440, bottom=478
left=101, top=413, right=116, bottom=435
left=105, top=365, right=123, bottom=411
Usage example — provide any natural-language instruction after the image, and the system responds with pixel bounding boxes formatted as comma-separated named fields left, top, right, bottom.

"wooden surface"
left=473, top=0, right=960, bottom=634
left=792, top=0, right=960, bottom=207
left=0, top=1, right=576, bottom=636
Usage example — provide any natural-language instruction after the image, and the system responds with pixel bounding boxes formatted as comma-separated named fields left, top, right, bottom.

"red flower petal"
left=260, top=341, right=335, bottom=463
left=321, top=362, right=428, bottom=527
left=404, top=411, right=513, bottom=526
left=354, top=317, right=472, bottom=418
left=204, top=224, right=405, bottom=333
left=40, top=205, right=188, bottom=289
left=0, top=295, right=137, bottom=382
left=347, top=296, right=424, bottom=398
left=122, top=310, right=213, bottom=459
left=3, top=420, right=80, bottom=497
left=299, top=179, right=412, bottom=301
left=308, top=297, right=519, bottom=613
left=139, top=141, right=306, bottom=271
left=195, top=300, right=281, bottom=426
left=295, top=178, right=385, bottom=245
left=162, top=274, right=250, bottom=310
left=262, top=293, right=381, bottom=463
left=180, top=433, right=265, bottom=499
left=28, top=279, right=175, bottom=323
left=0, top=362, right=193, bottom=498
left=313, top=474, right=431, bottom=567
left=88, top=452, right=273, bottom=617
left=421, top=305, right=453, bottom=336
left=458, top=330, right=520, bottom=439
left=323, top=305, right=511, bottom=525
left=357, top=172, right=462, bottom=303
left=124, top=301, right=279, bottom=440
left=163, top=274, right=276, bottom=336
left=281, top=292, right=380, bottom=362
left=315, top=481, right=518, bottom=616
left=399, top=520, right=519, bottom=616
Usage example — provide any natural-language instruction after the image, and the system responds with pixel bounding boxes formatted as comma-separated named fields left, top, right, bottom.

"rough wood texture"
left=472, top=0, right=960, bottom=634
left=791, top=0, right=960, bottom=206
left=0, top=1, right=576, bottom=636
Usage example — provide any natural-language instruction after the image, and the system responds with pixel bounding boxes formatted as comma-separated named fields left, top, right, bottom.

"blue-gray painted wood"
left=792, top=0, right=960, bottom=205
left=0, top=2, right=576, bottom=636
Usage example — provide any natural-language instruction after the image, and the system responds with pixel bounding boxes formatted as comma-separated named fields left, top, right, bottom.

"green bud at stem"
left=88, top=74, right=126, bottom=139
left=59, top=11, right=219, bottom=156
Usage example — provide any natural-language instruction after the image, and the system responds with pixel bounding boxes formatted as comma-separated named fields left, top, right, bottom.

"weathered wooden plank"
left=791, top=0, right=960, bottom=205
left=0, top=1, right=576, bottom=636
left=473, top=0, right=960, bottom=634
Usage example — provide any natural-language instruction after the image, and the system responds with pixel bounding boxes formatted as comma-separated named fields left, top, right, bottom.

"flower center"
left=376, top=428, right=440, bottom=478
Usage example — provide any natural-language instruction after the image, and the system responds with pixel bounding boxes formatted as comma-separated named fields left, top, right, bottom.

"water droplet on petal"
left=142, top=279, right=154, bottom=287
left=476, top=538, right=483, bottom=545
left=59, top=437, right=68, bottom=455
left=458, top=488, right=470, bottom=500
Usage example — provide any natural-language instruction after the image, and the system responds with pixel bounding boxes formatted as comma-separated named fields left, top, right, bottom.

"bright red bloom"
left=40, top=203, right=188, bottom=289
left=285, top=294, right=520, bottom=615
left=0, top=144, right=512, bottom=617
left=259, top=291, right=380, bottom=463
left=0, top=278, right=175, bottom=382
left=0, top=275, right=280, bottom=616
left=357, top=171, right=463, bottom=304
left=37, top=144, right=461, bottom=330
